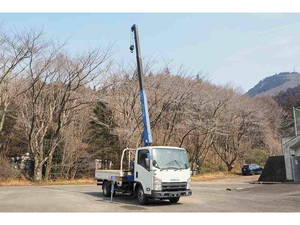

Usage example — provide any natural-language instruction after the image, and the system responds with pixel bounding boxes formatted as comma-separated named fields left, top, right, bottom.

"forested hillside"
left=0, top=29, right=284, bottom=182
left=273, top=84, right=300, bottom=137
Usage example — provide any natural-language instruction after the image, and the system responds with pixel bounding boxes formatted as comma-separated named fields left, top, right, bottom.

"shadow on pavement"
left=83, top=191, right=183, bottom=209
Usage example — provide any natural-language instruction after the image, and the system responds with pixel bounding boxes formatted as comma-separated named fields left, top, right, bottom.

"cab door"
left=135, top=149, right=152, bottom=195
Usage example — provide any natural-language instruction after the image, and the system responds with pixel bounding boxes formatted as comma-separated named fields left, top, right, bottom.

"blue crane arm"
left=129, top=24, right=153, bottom=146
left=131, top=24, right=153, bottom=146
left=140, top=89, right=153, bottom=146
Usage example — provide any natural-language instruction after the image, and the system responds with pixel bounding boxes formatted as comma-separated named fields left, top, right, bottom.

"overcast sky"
left=1, top=13, right=300, bottom=92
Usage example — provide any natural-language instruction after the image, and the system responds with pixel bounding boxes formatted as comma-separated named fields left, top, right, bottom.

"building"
left=282, top=136, right=300, bottom=182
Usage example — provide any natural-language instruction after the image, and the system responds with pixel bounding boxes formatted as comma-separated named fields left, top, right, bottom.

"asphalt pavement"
left=0, top=175, right=299, bottom=212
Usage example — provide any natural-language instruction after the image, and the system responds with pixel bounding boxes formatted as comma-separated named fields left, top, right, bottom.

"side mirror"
left=145, top=158, right=150, bottom=170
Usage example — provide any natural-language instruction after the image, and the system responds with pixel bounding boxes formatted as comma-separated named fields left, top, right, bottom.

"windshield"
left=152, top=148, right=189, bottom=170
left=250, top=164, right=260, bottom=170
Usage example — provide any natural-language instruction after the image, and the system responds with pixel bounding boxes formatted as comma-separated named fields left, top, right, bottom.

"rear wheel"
left=136, top=185, right=148, bottom=205
left=169, top=197, right=180, bottom=204
left=102, top=181, right=112, bottom=197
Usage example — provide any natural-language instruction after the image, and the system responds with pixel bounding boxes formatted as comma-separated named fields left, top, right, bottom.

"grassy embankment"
left=0, top=178, right=96, bottom=186
left=191, top=171, right=239, bottom=182
left=0, top=171, right=240, bottom=186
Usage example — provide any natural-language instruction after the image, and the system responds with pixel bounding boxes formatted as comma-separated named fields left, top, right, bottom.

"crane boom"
left=130, top=24, right=153, bottom=146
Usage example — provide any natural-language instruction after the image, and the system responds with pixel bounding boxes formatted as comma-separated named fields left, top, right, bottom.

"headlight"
left=187, top=177, right=191, bottom=190
left=153, top=176, right=162, bottom=190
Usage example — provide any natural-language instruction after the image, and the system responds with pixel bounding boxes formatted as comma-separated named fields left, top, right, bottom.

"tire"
left=102, top=181, right=112, bottom=197
left=136, top=185, right=148, bottom=205
left=169, top=197, right=180, bottom=204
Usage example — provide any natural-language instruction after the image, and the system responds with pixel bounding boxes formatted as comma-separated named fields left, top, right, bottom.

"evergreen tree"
left=88, top=101, right=121, bottom=169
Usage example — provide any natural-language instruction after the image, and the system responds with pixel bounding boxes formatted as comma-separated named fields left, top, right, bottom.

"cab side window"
left=138, top=149, right=150, bottom=170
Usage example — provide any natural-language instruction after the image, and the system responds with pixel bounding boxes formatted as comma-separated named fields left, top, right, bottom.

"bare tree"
left=0, top=30, right=44, bottom=134
left=56, top=104, right=92, bottom=179
left=17, top=48, right=59, bottom=181
left=43, top=50, right=110, bottom=180
left=15, top=38, right=111, bottom=181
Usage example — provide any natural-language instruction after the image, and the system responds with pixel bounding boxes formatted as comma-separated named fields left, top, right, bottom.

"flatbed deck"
left=95, top=170, right=121, bottom=181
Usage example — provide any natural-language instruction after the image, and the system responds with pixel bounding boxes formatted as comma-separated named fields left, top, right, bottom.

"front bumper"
left=151, top=190, right=192, bottom=198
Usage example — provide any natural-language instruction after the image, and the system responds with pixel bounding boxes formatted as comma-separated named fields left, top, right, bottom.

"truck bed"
left=95, top=170, right=121, bottom=181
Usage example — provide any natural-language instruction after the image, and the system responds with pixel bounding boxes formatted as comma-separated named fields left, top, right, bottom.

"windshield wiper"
left=166, top=159, right=182, bottom=167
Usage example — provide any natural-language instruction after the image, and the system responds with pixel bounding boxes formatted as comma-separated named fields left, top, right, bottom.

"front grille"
left=161, top=182, right=187, bottom=191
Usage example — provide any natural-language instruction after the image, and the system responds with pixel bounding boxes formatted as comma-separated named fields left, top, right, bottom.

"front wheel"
left=136, top=186, right=148, bottom=205
left=169, top=197, right=180, bottom=204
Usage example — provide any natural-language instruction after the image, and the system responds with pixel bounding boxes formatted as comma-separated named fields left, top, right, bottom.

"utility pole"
left=130, top=24, right=153, bottom=146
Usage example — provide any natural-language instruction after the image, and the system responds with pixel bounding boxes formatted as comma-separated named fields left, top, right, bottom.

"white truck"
left=95, top=24, right=192, bottom=205
left=95, top=146, right=192, bottom=204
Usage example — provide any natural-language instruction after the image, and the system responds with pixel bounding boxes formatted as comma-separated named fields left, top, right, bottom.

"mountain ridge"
left=247, top=72, right=300, bottom=97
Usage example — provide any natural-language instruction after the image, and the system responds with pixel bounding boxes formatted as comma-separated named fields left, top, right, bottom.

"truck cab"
left=134, top=146, right=192, bottom=204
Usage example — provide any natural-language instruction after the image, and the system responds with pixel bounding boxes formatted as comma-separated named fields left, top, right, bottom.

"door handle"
left=136, top=172, right=138, bottom=178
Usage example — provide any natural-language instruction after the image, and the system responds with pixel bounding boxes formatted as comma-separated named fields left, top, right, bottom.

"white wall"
left=283, top=145, right=293, bottom=181
left=282, top=137, right=297, bottom=181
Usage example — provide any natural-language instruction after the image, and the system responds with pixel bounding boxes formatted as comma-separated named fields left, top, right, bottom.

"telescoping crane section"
left=130, top=24, right=153, bottom=146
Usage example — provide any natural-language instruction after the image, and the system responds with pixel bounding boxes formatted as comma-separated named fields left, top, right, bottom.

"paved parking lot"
left=0, top=175, right=299, bottom=212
